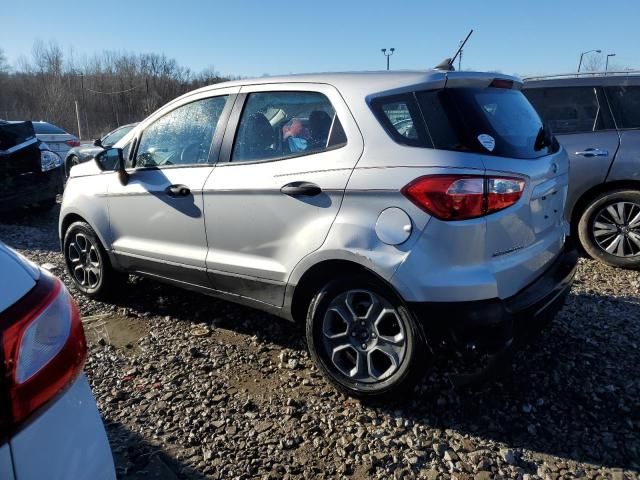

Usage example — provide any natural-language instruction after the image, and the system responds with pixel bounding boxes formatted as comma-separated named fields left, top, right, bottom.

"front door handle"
left=165, top=184, right=191, bottom=197
left=280, top=181, right=322, bottom=197
left=575, top=148, right=609, bottom=157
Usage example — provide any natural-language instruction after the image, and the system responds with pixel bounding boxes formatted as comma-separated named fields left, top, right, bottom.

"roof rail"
left=523, top=70, right=640, bottom=81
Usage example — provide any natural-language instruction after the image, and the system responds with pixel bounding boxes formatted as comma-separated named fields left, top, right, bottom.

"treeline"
left=0, top=41, right=234, bottom=139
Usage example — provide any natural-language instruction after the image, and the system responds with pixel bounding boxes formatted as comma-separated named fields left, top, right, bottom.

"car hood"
left=69, top=157, right=103, bottom=178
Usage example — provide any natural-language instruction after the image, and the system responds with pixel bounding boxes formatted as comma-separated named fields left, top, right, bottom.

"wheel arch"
left=59, top=211, right=111, bottom=257
left=570, top=180, right=640, bottom=238
left=287, top=259, right=403, bottom=324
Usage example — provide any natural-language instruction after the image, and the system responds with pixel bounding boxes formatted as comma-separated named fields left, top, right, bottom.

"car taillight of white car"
left=0, top=273, right=87, bottom=437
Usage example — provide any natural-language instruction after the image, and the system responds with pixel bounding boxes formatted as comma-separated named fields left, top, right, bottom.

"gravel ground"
left=1, top=205, right=639, bottom=480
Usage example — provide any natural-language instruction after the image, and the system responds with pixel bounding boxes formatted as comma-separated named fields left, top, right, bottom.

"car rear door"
left=107, top=88, right=237, bottom=285
left=524, top=85, right=620, bottom=217
left=202, top=84, right=364, bottom=306
left=603, top=83, right=640, bottom=183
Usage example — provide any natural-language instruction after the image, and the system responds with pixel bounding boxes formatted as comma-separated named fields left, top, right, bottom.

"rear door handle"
left=165, top=184, right=191, bottom=197
left=280, top=181, right=322, bottom=197
left=575, top=148, right=609, bottom=157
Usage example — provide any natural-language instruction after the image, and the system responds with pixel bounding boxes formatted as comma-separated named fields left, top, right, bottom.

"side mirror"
left=93, top=138, right=103, bottom=147
left=94, top=147, right=129, bottom=185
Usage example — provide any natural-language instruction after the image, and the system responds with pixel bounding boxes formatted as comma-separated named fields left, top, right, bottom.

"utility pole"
left=458, top=40, right=463, bottom=71
left=74, top=100, right=82, bottom=140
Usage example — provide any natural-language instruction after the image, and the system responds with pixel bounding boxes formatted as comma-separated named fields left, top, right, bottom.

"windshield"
left=31, top=122, right=67, bottom=134
left=417, top=87, right=555, bottom=159
left=102, top=125, right=135, bottom=146
left=373, top=87, right=557, bottom=159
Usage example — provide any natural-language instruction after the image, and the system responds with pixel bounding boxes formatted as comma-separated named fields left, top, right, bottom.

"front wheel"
left=306, top=275, right=427, bottom=400
left=63, top=221, right=127, bottom=299
left=577, top=189, right=640, bottom=269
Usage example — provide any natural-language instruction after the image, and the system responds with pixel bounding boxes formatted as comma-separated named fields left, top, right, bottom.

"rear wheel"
left=63, top=221, right=127, bottom=299
left=577, top=189, right=640, bottom=269
left=306, top=275, right=427, bottom=400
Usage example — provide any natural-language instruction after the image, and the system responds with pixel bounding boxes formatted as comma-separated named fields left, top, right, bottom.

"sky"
left=1, top=0, right=638, bottom=79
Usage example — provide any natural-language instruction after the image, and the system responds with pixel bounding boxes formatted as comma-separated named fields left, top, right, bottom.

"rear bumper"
left=0, top=167, right=63, bottom=212
left=408, top=248, right=578, bottom=356
left=9, top=374, right=116, bottom=480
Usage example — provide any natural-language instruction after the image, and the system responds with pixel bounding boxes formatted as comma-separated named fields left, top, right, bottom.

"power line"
left=83, top=82, right=146, bottom=95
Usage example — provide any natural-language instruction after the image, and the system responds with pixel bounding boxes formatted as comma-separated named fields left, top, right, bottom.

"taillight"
left=0, top=274, right=86, bottom=432
left=65, top=140, right=81, bottom=147
left=402, top=175, right=525, bottom=220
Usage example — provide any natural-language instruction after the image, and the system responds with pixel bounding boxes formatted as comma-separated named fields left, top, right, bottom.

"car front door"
left=107, top=88, right=237, bottom=285
left=525, top=85, right=620, bottom=216
left=202, top=84, right=363, bottom=306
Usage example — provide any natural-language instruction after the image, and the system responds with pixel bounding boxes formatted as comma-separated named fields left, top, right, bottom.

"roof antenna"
left=435, top=29, right=474, bottom=71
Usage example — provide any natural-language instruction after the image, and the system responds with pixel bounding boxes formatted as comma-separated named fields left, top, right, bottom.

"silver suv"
left=61, top=71, right=577, bottom=398
left=524, top=73, right=640, bottom=268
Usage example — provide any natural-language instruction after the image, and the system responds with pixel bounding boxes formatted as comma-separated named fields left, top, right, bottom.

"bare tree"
left=581, top=53, right=604, bottom=72
left=0, top=41, right=230, bottom=138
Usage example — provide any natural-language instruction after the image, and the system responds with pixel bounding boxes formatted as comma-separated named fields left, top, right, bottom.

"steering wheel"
left=181, top=143, right=204, bottom=164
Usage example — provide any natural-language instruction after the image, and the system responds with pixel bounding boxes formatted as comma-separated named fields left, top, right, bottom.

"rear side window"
left=371, top=95, right=429, bottom=148
left=524, top=87, right=614, bottom=134
left=231, top=91, right=347, bottom=163
left=32, top=122, right=67, bottom=134
left=373, top=87, right=556, bottom=159
left=605, top=86, right=640, bottom=129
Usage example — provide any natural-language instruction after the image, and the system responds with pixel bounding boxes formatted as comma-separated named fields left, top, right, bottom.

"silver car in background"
left=524, top=72, right=640, bottom=268
left=60, top=71, right=577, bottom=398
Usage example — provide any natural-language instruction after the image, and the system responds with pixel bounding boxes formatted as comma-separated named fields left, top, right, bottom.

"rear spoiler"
left=443, top=73, right=523, bottom=91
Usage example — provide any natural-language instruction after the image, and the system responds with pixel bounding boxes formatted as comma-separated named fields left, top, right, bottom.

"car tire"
left=63, top=221, right=127, bottom=300
left=306, top=274, right=427, bottom=400
left=65, top=155, right=80, bottom=178
left=577, top=189, right=640, bottom=269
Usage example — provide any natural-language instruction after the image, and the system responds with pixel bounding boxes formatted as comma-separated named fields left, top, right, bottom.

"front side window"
left=135, top=96, right=227, bottom=168
left=524, top=87, right=613, bottom=135
left=231, top=91, right=347, bottom=163
left=605, top=85, right=640, bottom=129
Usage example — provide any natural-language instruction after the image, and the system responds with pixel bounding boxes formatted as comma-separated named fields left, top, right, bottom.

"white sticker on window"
left=477, top=134, right=495, bottom=152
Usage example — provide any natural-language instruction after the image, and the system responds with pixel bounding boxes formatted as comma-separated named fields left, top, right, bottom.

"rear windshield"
left=372, top=87, right=557, bottom=159
left=32, top=122, right=67, bottom=134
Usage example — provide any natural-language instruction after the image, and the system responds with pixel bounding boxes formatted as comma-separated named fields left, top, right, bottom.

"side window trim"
left=130, top=93, right=235, bottom=170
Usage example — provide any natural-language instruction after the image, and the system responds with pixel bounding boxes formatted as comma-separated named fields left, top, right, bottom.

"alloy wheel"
left=67, top=232, right=102, bottom=288
left=321, top=289, right=407, bottom=384
left=592, top=201, right=640, bottom=257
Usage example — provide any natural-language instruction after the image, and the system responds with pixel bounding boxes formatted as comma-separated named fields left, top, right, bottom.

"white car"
left=0, top=242, right=115, bottom=479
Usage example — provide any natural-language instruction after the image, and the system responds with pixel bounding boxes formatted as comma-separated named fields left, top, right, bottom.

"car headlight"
left=40, top=150, right=62, bottom=172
